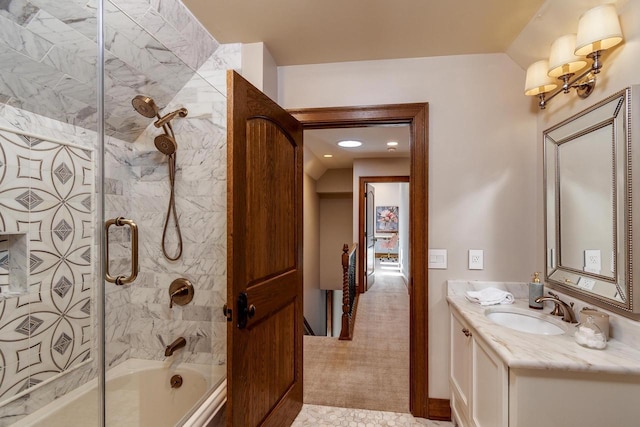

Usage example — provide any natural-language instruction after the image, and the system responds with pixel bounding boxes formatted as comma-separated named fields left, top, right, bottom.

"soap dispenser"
left=528, top=272, right=543, bottom=309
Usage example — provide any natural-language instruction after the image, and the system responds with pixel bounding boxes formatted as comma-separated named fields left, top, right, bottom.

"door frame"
left=289, top=103, right=447, bottom=420
left=358, top=176, right=409, bottom=294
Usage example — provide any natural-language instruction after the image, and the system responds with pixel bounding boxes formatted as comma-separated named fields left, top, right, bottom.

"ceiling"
left=182, top=0, right=630, bottom=171
left=183, top=0, right=546, bottom=66
left=181, top=0, right=545, bottom=171
left=305, top=126, right=410, bottom=169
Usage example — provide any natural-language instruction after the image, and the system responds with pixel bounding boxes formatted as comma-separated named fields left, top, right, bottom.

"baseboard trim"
left=428, top=398, right=452, bottom=421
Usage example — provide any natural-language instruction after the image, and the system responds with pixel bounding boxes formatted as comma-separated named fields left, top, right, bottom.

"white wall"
left=317, top=168, right=353, bottom=193
left=319, top=196, right=353, bottom=290
left=303, top=173, right=325, bottom=335
left=399, top=182, right=410, bottom=279
left=241, top=42, right=278, bottom=101
left=279, top=53, right=537, bottom=399
left=352, top=158, right=410, bottom=244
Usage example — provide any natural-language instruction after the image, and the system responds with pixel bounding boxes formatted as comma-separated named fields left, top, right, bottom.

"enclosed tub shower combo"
left=0, top=0, right=238, bottom=425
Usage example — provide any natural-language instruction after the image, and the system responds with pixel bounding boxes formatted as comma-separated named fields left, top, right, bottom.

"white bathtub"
left=13, top=359, right=226, bottom=427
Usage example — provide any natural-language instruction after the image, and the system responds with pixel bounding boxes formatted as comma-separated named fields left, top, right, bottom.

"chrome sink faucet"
left=535, top=293, right=578, bottom=323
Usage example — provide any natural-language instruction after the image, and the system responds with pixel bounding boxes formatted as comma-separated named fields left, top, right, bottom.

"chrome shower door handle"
left=105, top=217, right=139, bottom=285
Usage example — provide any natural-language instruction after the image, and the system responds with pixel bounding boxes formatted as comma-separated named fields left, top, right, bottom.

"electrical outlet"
left=578, top=277, right=596, bottom=290
left=469, top=249, right=483, bottom=270
left=584, top=249, right=601, bottom=274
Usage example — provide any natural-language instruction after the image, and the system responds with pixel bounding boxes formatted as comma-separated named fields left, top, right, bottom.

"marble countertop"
left=448, top=294, right=640, bottom=375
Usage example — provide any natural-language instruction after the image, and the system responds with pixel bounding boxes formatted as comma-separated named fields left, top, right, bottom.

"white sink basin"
left=485, top=307, right=569, bottom=335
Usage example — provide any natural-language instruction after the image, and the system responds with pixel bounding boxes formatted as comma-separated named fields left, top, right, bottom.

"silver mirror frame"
left=544, top=86, right=640, bottom=319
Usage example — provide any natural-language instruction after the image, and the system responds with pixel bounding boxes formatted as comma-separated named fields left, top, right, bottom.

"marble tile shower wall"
left=0, top=0, right=239, bottom=424
left=0, top=0, right=218, bottom=142
left=0, top=57, right=239, bottom=426
left=104, top=45, right=239, bottom=368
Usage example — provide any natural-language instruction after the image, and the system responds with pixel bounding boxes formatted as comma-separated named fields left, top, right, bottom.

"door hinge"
left=222, top=304, right=232, bottom=322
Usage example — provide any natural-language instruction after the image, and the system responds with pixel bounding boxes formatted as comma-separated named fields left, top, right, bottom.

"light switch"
left=428, top=249, right=447, bottom=269
left=469, top=249, right=483, bottom=270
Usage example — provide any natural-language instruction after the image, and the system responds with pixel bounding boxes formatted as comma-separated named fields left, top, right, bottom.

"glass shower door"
left=0, top=0, right=101, bottom=425
left=101, top=0, right=231, bottom=425
left=0, top=0, right=232, bottom=424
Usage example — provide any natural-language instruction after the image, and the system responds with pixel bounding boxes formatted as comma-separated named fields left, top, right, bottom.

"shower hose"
left=162, top=152, right=183, bottom=260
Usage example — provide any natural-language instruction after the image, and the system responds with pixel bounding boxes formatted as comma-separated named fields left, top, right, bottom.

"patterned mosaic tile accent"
left=0, top=127, right=94, bottom=404
left=292, top=405, right=455, bottom=427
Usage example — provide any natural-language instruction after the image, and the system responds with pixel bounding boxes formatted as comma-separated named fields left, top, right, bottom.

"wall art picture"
left=376, top=206, right=399, bottom=232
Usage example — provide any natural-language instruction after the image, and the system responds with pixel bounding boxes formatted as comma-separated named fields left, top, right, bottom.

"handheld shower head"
left=154, top=133, right=177, bottom=155
left=154, top=108, right=188, bottom=128
left=132, top=94, right=185, bottom=156
left=132, top=95, right=159, bottom=118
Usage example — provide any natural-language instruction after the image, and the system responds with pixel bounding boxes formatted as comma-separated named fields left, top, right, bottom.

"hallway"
left=303, top=262, right=410, bottom=413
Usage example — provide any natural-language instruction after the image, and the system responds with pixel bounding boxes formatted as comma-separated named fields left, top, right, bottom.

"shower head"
left=133, top=94, right=185, bottom=156
left=154, top=133, right=177, bottom=155
left=132, top=95, right=159, bottom=118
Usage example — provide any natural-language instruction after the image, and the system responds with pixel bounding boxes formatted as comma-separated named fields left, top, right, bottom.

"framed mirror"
left=544, top=87, right=640, bottom=319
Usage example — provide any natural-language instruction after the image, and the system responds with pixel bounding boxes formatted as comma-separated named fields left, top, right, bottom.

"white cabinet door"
left=471, top=335, right=508, bottom=427
left=450, top=312, right=472, bottom=426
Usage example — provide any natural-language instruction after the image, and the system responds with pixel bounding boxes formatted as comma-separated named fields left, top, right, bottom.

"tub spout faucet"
left=165, top=337, right=186, bottom=356
left=535, top=294, right=578, bottom=323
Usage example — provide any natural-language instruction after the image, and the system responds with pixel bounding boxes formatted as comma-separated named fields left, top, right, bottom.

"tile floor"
left=292, top=404, right=454, bottom=427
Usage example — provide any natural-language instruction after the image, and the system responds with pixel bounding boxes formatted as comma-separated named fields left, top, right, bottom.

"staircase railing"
left=339, top=243, right=358, bottom=340
left=303, top=317, right=315, bottom=336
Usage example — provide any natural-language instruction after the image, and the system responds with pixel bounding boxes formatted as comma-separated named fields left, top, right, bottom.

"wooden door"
left=365, top=183, right=376, bottom=291
left=226, top=71, right=303, bottom=427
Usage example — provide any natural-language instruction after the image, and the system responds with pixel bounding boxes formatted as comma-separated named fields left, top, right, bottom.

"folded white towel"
left=465, top=287, right=515, bottom=306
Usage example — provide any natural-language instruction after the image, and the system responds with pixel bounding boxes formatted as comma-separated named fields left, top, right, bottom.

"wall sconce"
left=524, top=4, right=623, bottom=109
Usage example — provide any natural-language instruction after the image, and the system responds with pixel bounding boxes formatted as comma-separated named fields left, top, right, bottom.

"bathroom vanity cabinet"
left=449, top=301, right=640, bottom=427
left=450, top=311, right=508, bottom=427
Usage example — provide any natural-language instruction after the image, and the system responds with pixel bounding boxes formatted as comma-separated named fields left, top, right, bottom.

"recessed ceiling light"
left=323, top=154, right=333, bottom=158
left=337, top=140, right=362, bottom=148
left=387, top=141, right=398, bottom=147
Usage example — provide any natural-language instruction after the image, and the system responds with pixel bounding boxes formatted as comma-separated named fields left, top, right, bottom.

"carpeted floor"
left=303, top=262, right=410, bottom=413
